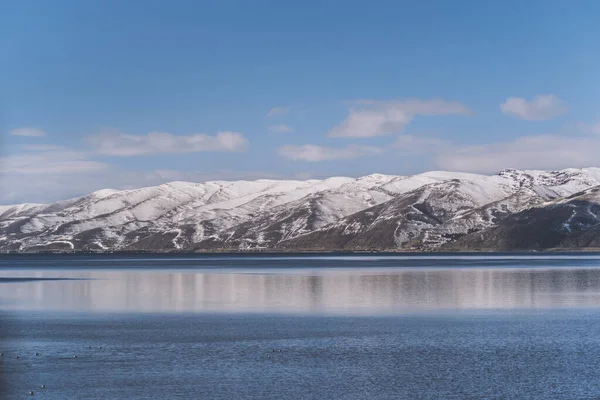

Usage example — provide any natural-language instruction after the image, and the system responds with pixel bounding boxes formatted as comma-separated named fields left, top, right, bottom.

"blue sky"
left=2, top=0, right=600, bottom=204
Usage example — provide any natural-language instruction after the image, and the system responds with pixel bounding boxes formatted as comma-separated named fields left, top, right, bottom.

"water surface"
left=3, top=253, right=600, bottom=314
left=2, top=253, right=600, bottom=399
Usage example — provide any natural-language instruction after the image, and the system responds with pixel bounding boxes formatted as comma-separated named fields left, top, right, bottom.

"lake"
left=2, top=253, right=600, bottom=399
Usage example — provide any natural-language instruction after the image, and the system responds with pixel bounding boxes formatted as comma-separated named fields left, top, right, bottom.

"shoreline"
left=2, top=248, right=600, bottom=256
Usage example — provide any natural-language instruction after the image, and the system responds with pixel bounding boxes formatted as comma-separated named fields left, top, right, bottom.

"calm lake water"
left=2, top=253, right=600, bottom=399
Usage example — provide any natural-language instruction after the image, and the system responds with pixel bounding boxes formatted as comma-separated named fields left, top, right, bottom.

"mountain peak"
left=3, top=167, right=600, bottom=252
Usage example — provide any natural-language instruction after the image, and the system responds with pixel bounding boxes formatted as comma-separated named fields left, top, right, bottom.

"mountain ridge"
left=3, top=167, right=600, bottom=252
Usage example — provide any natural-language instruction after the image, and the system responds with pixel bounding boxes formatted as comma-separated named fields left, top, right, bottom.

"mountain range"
left=2, top=168, right=600, bottom=252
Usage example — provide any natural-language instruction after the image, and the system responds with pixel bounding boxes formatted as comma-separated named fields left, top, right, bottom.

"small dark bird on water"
left=16, top=356, right=20, bottom=359
left=73, top=355, right=78, bottom=358
left=35, top=353, right=40, bottom=356
left=29, top=391, right=34, bottom=395
left=41, top=385, right=46, bottom=389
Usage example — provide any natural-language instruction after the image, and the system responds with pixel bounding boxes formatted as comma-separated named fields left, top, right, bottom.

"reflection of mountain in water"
left=2, top=268, right=600, bottom=314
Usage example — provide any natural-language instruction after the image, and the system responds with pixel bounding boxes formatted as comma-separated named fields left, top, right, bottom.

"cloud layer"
left=579, top=123, right=600, bottom=135
left=437, top=134, right=599, bottom=173
left=0, top=147, right=107, bottom=175
left=0, top=167, right=282, bottom=205
left=3, top=93, right=597, bottom=205
left=1, top=128, right=251, bottom=203
left=87, top=131, right=248, bottom=156
left=390, top=124, right=600, bottom=173
left=268, top=124, right=293, bottom=133
left=278, top=144, right=382, bottom=162
left=9, top=128, right=46, bottom=137
left=328, top=99, right=471, bottom=138
left=266, top=106, right=290, bottom=117
left=500, top=94, right=566, bottom=121
left=393, top=134, right=450, bottom=155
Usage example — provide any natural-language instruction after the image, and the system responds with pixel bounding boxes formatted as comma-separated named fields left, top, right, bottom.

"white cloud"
left=278, top=144, right=383, bottom=162
left=436, top=134, right=599, bottom=173
left=579, top=122, right=600, bottom=135
left=9, top=127, right=46, bottom=137
left=390, top=126, right=599, bottom=173
left=293, top=171, right=315, bottom=180
left=21, top=144, right=64, bottom=152
left=328, top=99, right=471, bottom=138
left=87, top=131, right=249, bottom=156
left=500, top=94, right=566, bottom=121
left=0, top=149, right=107, bottom=175
left=268, top=124, right=293, bottom=133
left=393, top=134, right=450, bottom=155
left=0, top=167, right=288, bottom=205
left=266, top=106, right=290, bottom=117
left=0, top=130, right=264, bottom=205
left=151, top=169, right=283, bottom=182
left=387, top=121, right=600, bottom=173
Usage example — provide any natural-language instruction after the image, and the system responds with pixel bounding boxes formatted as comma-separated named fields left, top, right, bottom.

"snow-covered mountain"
left=3, top=168, right=600, bottom=252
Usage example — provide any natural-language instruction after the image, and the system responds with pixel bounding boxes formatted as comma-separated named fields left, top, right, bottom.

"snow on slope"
left=174, top=177, right=354, bottom=224
left=398, top=168, right=600, bottom=248
left=203, top=172, right=497, bottom=249
left=2, top=167, right=600, bottom=252
left=0, top=203, right=46, bottom=219
left=0, top=177, right=359, bottom=250
left=383, top=178, right=515, bottom=246
left=497, top=168, right=600, bottom=196
left=276, top=169, right=600, bottom=251
left=443, top=184, right=600, bottom=251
